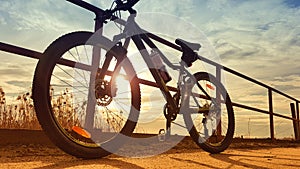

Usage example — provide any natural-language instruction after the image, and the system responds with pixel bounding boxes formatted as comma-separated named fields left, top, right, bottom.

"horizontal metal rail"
left=0, top=42, right=178, bottom=91
left=1, top=42, right=298, bottom=117
left=145, top=31, right=300, bottom=139
left=232, top=102, right=297, bottom=121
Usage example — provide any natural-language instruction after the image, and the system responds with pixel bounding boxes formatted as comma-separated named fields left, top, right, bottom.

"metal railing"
left=1, top=37, right=299, bottom=140
left=148, top=33, right=300, bottom=140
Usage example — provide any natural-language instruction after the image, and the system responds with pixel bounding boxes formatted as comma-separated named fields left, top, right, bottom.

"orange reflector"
left=72, top=126, right=91, bottom=139
left=206, top=84, right=215, bottom=90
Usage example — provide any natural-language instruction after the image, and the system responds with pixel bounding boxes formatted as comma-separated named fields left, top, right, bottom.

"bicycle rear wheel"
left=32, top=31, right=141, bottom=158
left=183, top=72, right=234, bottom=154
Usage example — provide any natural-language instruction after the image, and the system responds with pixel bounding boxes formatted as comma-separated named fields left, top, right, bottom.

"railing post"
left=216, top=65, right=221, bottom=84
left=290, top=103, right=300, bottom=140
left=84, top=18, right=104, bottom=130
left=295, top=102, right=300, bottom=140
left=216, top=65, right=222, bottom=138
left=297, top=101, right=300, bottom=139
left=268, top=89, right=275, bottom=140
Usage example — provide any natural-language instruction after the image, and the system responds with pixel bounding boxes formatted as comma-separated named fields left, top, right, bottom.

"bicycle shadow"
left=210, top=153, right=269, bottom=169
left=209, top=150, right=300, bottom=169
left=170, top=157, right=220, bottom=169
left=168, top=151, right=270, bottom=169
left=35, top=157, right=144, bottom=169
left=0, top=144, right=145, bottom=169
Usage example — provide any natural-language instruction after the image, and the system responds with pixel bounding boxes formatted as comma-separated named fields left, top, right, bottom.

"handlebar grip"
left=128, top=0, right=140, bottom=6
left=116, top=0, right=139, bottom=11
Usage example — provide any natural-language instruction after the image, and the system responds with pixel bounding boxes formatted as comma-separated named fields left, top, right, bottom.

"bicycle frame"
left=67, top=0, right=213, bottom=131
left=113, top=13, right=215, bottom=115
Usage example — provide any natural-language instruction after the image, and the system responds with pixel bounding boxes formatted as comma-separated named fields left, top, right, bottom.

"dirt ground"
left=1, top=129, right=300, bottom=169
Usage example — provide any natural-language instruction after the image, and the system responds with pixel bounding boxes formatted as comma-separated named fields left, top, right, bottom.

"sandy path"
left=1, top=129, right=300, bottom=169
left=1, top=144, right=300, bottom=169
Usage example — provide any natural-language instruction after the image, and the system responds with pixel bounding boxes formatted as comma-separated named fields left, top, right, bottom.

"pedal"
left=158, top=129, right=166, bottom=142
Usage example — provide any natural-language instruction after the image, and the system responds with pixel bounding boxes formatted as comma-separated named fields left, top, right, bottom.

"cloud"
left=134, top=0, right=300, bottom=100
left=6, top=80, right=32, bottom=88
left=0, top=53, right=36, bottom=99
left=284, top=0, right=300, bottom=8
left=192, top=1, right=300, bottom=102
left=0, top=0, right=94, bottom=32
left=269, top=75, right=300, bottom=98
left=1, top=1, right=298, bottom=84
left=0, top=13, right=7, bottom=25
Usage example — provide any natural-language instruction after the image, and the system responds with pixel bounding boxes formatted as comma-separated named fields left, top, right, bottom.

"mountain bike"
left=32, top=0, right=234, bottom=159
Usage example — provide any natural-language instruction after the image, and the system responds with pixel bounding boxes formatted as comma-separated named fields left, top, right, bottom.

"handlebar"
left=112, top=0, right=139, bottom=13
left=67, top=0, right=139, bottom=21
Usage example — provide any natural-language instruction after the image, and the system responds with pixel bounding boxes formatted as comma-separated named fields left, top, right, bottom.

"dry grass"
left=0, top=87, right=80, bottom=130
left=0, top=86, right=124, bottom=132
left=0, top=87, right=39, bottom=129
left=50, top=87, right=81, bottom=131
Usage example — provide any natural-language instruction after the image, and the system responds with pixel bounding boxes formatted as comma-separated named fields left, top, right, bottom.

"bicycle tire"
left=32, top=31, right=141, bottom=159
left=183, top=72, right=234, bottom=154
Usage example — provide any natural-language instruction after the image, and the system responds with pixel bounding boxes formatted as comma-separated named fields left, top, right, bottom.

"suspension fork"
left=97, top=43, right=127, bottom=78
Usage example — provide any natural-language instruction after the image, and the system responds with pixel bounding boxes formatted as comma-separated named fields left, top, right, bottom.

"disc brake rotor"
left=95, top=80, right=113, bottom=106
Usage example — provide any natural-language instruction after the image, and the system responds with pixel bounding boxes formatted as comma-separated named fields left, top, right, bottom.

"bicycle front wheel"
left=183, top=72, right=234, bottom=154
left=32, top=31, right=141, bottom=158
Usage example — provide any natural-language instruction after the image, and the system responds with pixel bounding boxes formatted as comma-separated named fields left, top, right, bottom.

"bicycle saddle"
left=175, top=39, right=201, bottom=51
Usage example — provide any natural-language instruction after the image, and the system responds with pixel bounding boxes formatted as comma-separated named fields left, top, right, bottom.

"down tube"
left=131, top=35, right=177, bottom=109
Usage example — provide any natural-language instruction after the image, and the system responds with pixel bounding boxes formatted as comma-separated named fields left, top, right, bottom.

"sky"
left=0, top=0, right=299, bottom=138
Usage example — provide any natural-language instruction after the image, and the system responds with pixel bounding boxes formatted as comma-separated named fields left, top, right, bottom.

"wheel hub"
left=95, top=80, right=114, bottom=106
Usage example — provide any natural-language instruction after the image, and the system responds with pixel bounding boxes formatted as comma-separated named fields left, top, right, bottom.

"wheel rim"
left=185, top=74, right=232, bottom=147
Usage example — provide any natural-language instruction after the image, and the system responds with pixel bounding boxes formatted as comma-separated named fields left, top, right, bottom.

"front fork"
left=97, top=42, right=127, bottom=77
